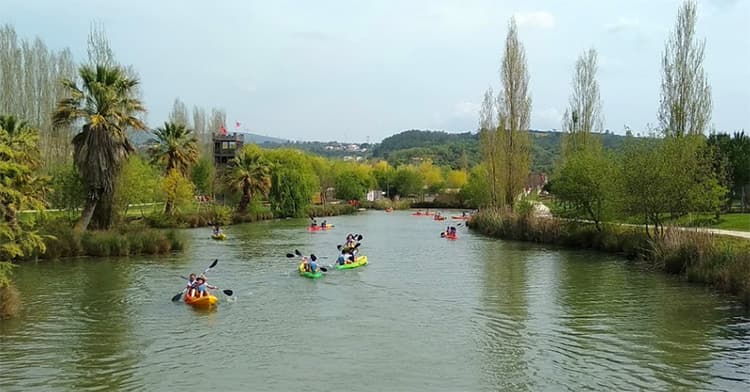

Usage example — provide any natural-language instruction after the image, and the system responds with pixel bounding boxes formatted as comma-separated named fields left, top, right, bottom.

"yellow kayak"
left=211, top=233, right=226, bottom=240
left=184, top=294, right=218, bottom=308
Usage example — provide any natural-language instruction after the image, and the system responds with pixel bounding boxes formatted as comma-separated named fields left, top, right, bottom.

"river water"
left=1, top=211, right=749, bottom=391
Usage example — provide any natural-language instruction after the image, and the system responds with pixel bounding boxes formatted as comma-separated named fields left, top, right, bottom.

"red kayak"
left=443, top=233, right=458, bottom=240
left=307, top=225, right=335, bottom=232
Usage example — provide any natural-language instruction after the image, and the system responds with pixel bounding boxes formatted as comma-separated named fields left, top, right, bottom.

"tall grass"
left=309, top=203, right=358, bottom=217
left=38, top=221, right=185, bottom=259
left=470, top=208, right=750, bottom=306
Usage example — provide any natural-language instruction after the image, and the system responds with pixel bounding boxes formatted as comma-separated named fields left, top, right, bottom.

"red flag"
left=235, top=121, right=241, bottom=129
left=220, top=125, right=227, bottom=136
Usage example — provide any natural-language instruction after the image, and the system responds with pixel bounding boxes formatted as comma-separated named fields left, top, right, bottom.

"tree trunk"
left=91, top=190, right=115, bottom=229
left=237, top=181, right=250, bottom=213
left=164, top=199, right=174, bottom=215
left=75, top=190, right=99, bottom=232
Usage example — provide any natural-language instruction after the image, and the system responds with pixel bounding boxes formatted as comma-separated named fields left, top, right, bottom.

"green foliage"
left=334, top=164, right=374, bottom=201
left=459, top=164, right=491, bottom=208
left=115, top=155, right=163, bottom=217
left=708, top=132, right=750, bottom=207
left=552, top=147, right=617, bottom=230
left=619, top=136, right=725, bottom=237
left=52, top=64, right=147, bottom=230
left=48, top=164, right=85, bottom=214
left=191, top=157, right=215, bottom=196
left=162, top=169, right=195, bottom=215
left=371, top=161, right=396, bottom=197
left=0, top=261, right=14, bottom=288
left=39, top=220, right=184, bottom=259
left=391, top=165, right=423, bottom=198
left=229, top=144, right=271, bottom=212
left=148, top=121, right=199, bottom=176
left=264, top=149, right=318, bottom=218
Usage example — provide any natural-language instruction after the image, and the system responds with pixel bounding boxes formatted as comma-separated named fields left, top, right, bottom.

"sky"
left=1, top=0, right=748, bottom=142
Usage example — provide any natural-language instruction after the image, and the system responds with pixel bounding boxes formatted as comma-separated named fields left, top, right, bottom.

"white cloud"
left=453, top=101, right=480, bottom=118
left=533, top=107, right=562, bottom=130
left=514, top=11, right=556, bottom=29
left=604, top=17, right=640, bottom=33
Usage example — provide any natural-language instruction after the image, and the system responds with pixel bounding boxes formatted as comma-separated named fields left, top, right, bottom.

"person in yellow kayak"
left=212, top=225, right=223, bottom=236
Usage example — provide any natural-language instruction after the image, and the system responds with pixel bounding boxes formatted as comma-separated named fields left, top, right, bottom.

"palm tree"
left=148, top=121, right=199, bottom=177
left=228, top=145, right=271, bottom=213
left=52, top=65, right=146, bottom=231
left=148, top=122, right=199, bottom=215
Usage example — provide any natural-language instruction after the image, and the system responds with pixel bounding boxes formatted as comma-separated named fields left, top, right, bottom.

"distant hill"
left=371, top=129, right=631, bottom=173
left=242, top=133, right=289, bottom=145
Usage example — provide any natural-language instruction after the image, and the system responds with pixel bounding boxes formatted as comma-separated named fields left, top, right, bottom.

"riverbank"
left=468, top=208, right=750, bottom=306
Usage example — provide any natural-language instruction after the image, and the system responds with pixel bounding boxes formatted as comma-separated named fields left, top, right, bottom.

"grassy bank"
left=359, top=199, right=412, bottom=210
left=469, top=208, right=750, bottom=306
left=36, top=221, right=185, bottom=259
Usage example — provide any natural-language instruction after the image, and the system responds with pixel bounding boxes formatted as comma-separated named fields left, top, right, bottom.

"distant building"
left=213, top=133, right=244, bottom=165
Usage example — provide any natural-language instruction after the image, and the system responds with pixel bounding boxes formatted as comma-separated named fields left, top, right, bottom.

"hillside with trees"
left=370, top=129, right=631, bottom=173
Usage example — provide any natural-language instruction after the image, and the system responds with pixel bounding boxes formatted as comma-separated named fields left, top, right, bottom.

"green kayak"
left=335, top=255, right=368, bottom=270
left=298, top=263, right=323, bottom=279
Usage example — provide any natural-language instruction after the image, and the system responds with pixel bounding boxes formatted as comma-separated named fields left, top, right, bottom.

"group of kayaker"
left=441, top=226, right=458, bottom=237
left=185, top=273, right=217, bottom=298
left=309, top=218, right=329, bottom=229
left=337, top=233, right=361, bottom=265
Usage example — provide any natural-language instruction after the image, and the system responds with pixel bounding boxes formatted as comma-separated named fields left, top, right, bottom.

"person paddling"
left=321, top=220, right=327, bottom=229
left=193, top=276, right=217, bottom=297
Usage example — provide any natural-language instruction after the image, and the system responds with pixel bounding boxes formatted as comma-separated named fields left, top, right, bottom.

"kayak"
left=184, top=294, right=218, bottom=308
left=335, top=255, right=368, bottom=270
left=385, top=208, right=393, bottom=212
left=306, top=225, right=335, bottom=232
left=411, top=212, right=434, bottom=216
left=445, top=233, right=458, bottom=240
left=452, top=216, right=470, bottom=220
left=298, top=263, right=323, bottom=279
left=211, top=233, right=226, bottom=240
left=433, top=216, right=446, bottom=221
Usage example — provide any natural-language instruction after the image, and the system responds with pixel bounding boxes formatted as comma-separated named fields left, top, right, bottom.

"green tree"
left=372, top=160, right=396, bottom=198
left=161, top=169, right=195, bottom=216
left=446, top=169, right=468, bottom=189
left=552, top=148, right=617, bottom=231
left=149, top=121, right=199, bottom=177
left=265, top=149, right=318, bottom=217
left=391, top=165, right=423, bottom=198
left=311, top=156, right=337, bottom=204
left=114, top=155, right=163, bottom=218
left=658, top=0, right=711, bottom=137
left=708, top=132, right=750, bottom=211
left=459, top=164, right=491, bottom=208
left=619, top=136, right=724, bottom=238
left=335, top=164, right=374, bottom=201
left=48, top=164, right=86, bottom=222
left=191, top=157, right=215, bottom=197
left=0, top=116, right=46, bottom=261
left=479, top=86, right=500, bottom=207
left=229, top=144, right=271, bottom=213
left=52, top=64, right=146, bottom=231
left=496, top=18, right=532, bottom=209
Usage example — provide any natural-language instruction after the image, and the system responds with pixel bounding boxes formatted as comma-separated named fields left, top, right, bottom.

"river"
left=1, top=211, right=748, bottom=391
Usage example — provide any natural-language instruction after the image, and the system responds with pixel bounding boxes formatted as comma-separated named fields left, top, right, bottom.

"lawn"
left=710, top=213, right=750, bottom=232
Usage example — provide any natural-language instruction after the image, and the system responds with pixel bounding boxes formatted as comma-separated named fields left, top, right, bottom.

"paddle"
left=171, top=259, right=219, bottom=302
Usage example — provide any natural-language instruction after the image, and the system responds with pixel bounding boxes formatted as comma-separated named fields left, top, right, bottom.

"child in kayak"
left=212, top=225, right=223, bottom=236
left=321, top=220, right=327, bottom=229
left=193, top=276, right=218, bottom=297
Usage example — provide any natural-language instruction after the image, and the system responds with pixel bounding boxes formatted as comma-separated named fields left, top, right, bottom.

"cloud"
left=533, top=107, right=562, bottom=130
left=453, top=101, right=480, bottom=118
left=514, top=11, right=556, bottom=29
left=604, top=17, right=639, bottom=33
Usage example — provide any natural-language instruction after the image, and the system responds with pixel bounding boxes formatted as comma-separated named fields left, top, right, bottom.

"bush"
left=309, top=203, right=358, bottom=217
